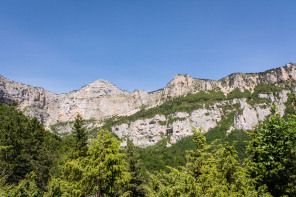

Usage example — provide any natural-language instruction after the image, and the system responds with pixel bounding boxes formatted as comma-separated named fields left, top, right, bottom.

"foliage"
left=50, top=121, right=72, bottom=134
left=284, top=92, right=296, bottom=118
left=136, top=126, right=249, bottom=174
left=226, top=129, right=249, bottom=160
left=102, top=90, right=226, bottom=131
left=247, top=84, right=285, bottom=105
left=46, top=129, right=130, bottom=197
left=246, top=105, right=296, bottom=196
left=2, top=85, right=296, bottom=196
left=0, top=103, right=60, bottom=189
left=72, top=114, right=88, bottom=158
left=252, top=84, right=285, bottom=95
left=6, top=172, right=43, bottom=197
left=204, top=112, right=235, bottom=143
left=227, top=88, right=251, bottom=100
left=136, top=136, right=197, bottom=172
left=123, top=139, right=146, bottom=196
left=145, top=128, right=269, bottom=196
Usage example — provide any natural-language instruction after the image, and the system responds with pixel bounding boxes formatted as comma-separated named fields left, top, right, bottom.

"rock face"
left=0, top=77, right=159, bottom=127
left=112, top=90, right=290, bottom=147
left=0, top=63, right=296, bottom=146
left=113, top=108, right=223, bottom=147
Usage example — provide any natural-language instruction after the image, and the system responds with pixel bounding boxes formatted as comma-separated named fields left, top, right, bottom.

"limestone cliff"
left=112, top=90, right=290, bottom=147
left=0, top=63, right=296, bottom=147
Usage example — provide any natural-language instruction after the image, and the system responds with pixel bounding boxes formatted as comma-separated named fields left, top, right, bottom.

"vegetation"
left=46, top=129, right=130, bottom=196
left=136, top=126, right=249, bottom=174
left=102, top=90, right=227, bottom=131
left=145, top=128, right=267, bottom=196
left=225, top=84, right=287, bottom=106
left=227, top=88, right=251, bottom=100
left=136, top=137, right=194, bottom=172
left=123, top=139, right=146, bottom=196
left=246, top=105, right=296, bottom=196
left=72, top=114, right=88, bottom=158
left=1, top=84, right=296, bottom=196
left=101, top=83, right=289, bottom=134
left=0, top=103, right=60, bottom=190
left=284, top=92, right=296, bottom=118
left=247, top=84, right=285, bottom=105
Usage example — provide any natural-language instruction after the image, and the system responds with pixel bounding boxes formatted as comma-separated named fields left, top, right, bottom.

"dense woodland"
left=1, top=92, right=296, bottom=196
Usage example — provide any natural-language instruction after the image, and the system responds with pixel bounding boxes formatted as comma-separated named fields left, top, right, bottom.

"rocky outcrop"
left=0, top=75, right=58, bottom=108
left=0, top=76, right=158, bottom=127
left=113, top=90, right=290, bottom=147
left=0, top=63, right=295, bottom=141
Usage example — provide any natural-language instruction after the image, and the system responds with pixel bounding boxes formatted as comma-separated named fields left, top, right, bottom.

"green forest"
left=1, top=98, right=296, bottom=197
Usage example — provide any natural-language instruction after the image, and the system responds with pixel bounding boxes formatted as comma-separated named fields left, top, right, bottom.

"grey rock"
left=1, top=63, right=296, bottom=146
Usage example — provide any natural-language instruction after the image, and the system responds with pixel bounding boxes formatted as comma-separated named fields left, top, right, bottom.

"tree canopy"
left=246, top=105, right=296, bottom=196
left=1, top=100, right=296, bottom=196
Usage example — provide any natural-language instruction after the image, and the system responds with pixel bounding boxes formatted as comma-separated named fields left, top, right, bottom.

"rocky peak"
left=162, top=74, right=197, bottom=98
left=169, top=74, right=195, bottom=87
left=67, top=79, right=125, bottom=99
left=80, top=79, right=123, bottom=95
left=0, top=75, right=58, bottom=109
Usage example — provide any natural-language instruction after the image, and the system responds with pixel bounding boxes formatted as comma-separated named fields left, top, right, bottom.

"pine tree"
left=124, top=139, right=146, bottom=196
left=72, top=114, right=88, bottom=158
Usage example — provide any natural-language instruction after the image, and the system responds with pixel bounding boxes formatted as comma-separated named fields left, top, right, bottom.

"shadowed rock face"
left=0, top=63, right=296, bottom=132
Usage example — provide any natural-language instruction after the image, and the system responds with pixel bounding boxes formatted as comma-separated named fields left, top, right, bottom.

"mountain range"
left=1, top=63, right=296, bottom=147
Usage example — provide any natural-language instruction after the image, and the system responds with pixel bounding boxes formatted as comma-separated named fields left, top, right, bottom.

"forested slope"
left=1, top=100, right=296, bottom=196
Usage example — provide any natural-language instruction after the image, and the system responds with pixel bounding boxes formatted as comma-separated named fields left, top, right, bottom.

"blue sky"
left=1, top=0, right=296, bottom=94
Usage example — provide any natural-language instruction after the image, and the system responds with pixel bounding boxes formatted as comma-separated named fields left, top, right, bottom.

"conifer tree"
left=0, top=103, right=58, bottom=189
left=124, top=139, right=146, bottom=196
left=72, top=114, right=88, bottom=158
left=47, top=129, right=130, bottom=196
left=8, top=172, right=43, bottom=197
left=81, top=129, right=130, bottom=196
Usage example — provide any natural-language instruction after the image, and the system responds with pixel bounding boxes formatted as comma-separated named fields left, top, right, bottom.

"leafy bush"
left=227, top=88, right=252, bottom=100
left=246, top=106, right=296, bottom=196
left=247, top=84, right=285, bottom=105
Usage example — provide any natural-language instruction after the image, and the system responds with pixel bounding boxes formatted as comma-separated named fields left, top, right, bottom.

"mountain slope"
left=1, top=63, right=296, bottom=146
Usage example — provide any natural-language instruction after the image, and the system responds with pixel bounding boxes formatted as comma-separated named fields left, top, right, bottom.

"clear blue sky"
left=1, top=0, right=296, bottom=94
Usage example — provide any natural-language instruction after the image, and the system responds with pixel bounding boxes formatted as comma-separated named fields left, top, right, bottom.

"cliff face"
left=159, top=63, right=296, bottom=98
left=0, top=76, right=157, bottom=127
left=113, top=90, right=290, bottom=147
left=0, top=63, right=296, bottom=146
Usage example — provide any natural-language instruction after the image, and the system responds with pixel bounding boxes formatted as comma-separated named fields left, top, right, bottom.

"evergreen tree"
left=0, top=103, right=59, bottom=189
left=146, top=128, right=267, bottom=196
left=72, top=114, right=88, bottom=158
left=46, top=129, right=130, bottom=196
left=124, top=139, right=146, bottom=196
left=7, top=172, right=43, bottom=197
